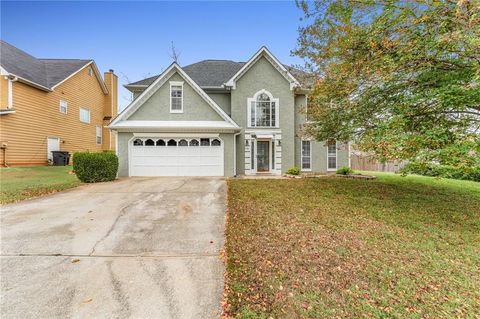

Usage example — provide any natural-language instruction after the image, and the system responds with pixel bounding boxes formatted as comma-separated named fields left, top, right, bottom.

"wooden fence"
left=351, top=154, right=407, bottom=173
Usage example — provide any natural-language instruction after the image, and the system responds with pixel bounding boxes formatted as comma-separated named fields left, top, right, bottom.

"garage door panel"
left=130, top=137, right=224, bottom=177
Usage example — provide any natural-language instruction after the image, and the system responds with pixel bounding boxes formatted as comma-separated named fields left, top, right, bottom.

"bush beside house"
left=402, top=162, right=480, bottom=182
left=73, top=152, right=118, bottom=183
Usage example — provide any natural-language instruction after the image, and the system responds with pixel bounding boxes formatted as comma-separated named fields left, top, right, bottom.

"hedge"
left=401, top=162, right=480, bottom=182
left=73, top=151, right=118, bottom=183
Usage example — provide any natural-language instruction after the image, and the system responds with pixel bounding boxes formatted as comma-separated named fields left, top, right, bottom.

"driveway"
left=1, top=177, right=227, bottom=318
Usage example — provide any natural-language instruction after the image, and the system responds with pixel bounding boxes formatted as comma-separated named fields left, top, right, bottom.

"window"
left=80, top=107, right=90, bottom=123
left=170, top=81, right=183, bottom=113
left=178, top=139, right=188, bottom=146
left=59, top=100, right=67, bottom=114
left=156, top=139, right=165, bottom=146
left=167, top=139, right=177, bottom=146
left=189, top=139, right=199, bottom=146
left=133, top=139, right=143, bottom=146
left=302, top=140, right=311, bottom=171
left=88, top=67, right=93, bottom=76
left=327, top=140, right=337, bottom=170
left=248, top=90, right=278, bottom=128
left=200, top=138, right=210, bottom=146
left=211, top=139, right=221, bottom=146
left=145, top=139, right=155, bottom=146
left=96, top=125, right=102, bottom=145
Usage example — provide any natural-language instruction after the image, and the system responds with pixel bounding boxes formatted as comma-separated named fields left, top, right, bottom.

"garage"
left=129, top=136, right=224, bottom=176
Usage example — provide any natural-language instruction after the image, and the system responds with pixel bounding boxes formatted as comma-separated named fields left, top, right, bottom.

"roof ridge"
left=39, top=58, right=92, bottom=61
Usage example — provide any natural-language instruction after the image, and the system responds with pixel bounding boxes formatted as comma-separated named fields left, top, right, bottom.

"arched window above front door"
left=248, top=90, right=279, bottom=128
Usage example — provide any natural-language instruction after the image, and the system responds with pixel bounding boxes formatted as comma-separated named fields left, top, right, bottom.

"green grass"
left=225, top=173, right=480, bottom=318
left=0, top=166, right=81, bottom=204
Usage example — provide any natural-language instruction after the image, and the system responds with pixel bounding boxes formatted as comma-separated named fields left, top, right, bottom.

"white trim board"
left=224, top=46, right=300, bottom=90
left=109, top=63, right=239, bottom=128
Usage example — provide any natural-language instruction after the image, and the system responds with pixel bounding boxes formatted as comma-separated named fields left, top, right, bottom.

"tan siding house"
left=0, top=40, right=117, bottom=166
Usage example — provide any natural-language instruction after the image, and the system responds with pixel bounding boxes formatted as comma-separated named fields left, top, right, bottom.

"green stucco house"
left=109, top=47, right=350, bottom=177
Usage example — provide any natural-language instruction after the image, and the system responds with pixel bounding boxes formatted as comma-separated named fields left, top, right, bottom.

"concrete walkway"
left=1, top=177, right=227, bottom=319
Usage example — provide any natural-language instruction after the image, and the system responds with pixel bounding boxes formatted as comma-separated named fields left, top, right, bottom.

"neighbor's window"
left=96, top=125, right=102, bottom=145
left=302, top=140, right=311, bottom=171
left=80, top=107, right=90, bottom=123
left=327, top=140, right=337, bottom=170
left=249, top=91, right=278, bottom=128
left=59, top=100, right=68, bottom=114
left=170, top=82, right=183, bottom=113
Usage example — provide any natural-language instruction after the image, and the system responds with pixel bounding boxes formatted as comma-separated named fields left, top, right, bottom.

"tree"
left=168, top=41, right=182, bottom=63
left=294, top=0, right=480, bottom=166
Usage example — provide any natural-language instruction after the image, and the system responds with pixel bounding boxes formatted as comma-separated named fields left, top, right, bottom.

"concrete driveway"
left=1, top=177, right=227, bottom=319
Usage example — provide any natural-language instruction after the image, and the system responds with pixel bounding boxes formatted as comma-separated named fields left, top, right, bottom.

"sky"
left=1, top=1, right=307, bottom=110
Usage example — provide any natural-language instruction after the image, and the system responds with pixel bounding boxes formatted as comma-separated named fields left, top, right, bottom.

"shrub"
left=286, top=167, right=301, bottom=175
left=401, top=162, right=480, bottom=182
left=73, top=151, right=118, bottom=183
left=336, top=166, right=353, bottom=175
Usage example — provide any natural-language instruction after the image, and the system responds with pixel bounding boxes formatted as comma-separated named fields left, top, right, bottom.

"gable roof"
left=125, top=48, right=312, bottom=91
left=225, top=46, right=300, bottom=90
left=109, top=62, right=240, bottom=128
left=0, top=40, right=108, bottom=93
left=127, top=60, right=246, bottom=89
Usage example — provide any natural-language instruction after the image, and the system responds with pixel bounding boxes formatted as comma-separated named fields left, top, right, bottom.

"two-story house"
left=0, top=40, right=117, bottom=166
left=109, top=47, right=349, bottom=177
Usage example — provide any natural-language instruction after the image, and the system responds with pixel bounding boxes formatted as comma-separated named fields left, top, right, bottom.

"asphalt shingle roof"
left=127, top=59, right=313, bottom=89
left=0, top=40, right=92, bottom=89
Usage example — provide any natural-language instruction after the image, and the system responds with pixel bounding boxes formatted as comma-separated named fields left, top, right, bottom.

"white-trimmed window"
left=96, top=125, right=102, bottom=144
left=327, top=140, right=337, bottom=170
left=80, top=107, right=90, bottom=123
left=88, top=67, right=93, bottom=76
left=170, top=81, right=183, bottom=113
left=248, top=90, right=279, bottom=128
left=59, top=100, right=68, bottom=114
left=302, top=140, right=312, bottom=171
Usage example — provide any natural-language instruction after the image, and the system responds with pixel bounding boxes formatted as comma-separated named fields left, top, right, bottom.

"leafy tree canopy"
left=294, top=0, right=480, bottom=166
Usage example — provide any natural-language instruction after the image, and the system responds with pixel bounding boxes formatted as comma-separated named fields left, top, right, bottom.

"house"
left=0, top=40, right=117, bottom=166
left=109, top=47, right=349, bottom=177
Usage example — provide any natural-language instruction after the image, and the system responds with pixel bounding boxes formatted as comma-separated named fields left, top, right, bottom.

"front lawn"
left=225, top=173, right=480, bottom=318
left=0, top=166, right=81, bottom=204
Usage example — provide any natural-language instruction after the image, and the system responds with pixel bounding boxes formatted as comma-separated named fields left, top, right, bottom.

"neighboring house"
left=0, top=40, right=117, bottom=166
left=110, top=46, right=349, bottom=177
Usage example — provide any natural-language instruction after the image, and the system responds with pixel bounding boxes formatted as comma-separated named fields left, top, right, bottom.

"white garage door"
left=130, top=137, right=224, bottom=176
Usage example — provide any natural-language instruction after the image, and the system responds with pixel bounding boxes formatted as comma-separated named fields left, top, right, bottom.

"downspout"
left=7, top=75, right=18, bottom=109
left=2, top=75, right=18, bottom=167
left=233, top=131, right=241, bottom=177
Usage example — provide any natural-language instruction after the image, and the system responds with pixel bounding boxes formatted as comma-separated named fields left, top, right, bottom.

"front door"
left=256, top=141, right=270, bottom=172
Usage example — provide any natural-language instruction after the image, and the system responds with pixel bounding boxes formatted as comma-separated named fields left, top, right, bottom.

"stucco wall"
left=129, top=73, right=223, bottom=122
left=230, top=56, right=295, bottom=175
left=116, top=132, right=235, bottom=177
left=294, top=95, right=350, bottom=172
left=206, top=92, right=231, bottom=117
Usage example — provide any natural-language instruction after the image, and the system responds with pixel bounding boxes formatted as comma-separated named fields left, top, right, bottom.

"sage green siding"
left=129, top=73, right=224, bottom=121
left=230, top=56, right=295, bottom=174
left=294, top=95, right=350, bottom=172
left=116, top=132, right=235, bottom=177
left=207, top=92, right=231, bottom=116
left=117, top=132, right=133, bottom=177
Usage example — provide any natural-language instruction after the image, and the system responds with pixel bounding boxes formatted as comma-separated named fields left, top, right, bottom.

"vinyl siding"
left=0, top=76, right=8, bottom=109
left=0, top=67, right=116, bottom=166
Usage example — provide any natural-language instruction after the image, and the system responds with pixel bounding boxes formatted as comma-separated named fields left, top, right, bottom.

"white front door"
left=47, top=137, right=60, bottom=162
left=130, top=136, right=224, bottom=177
